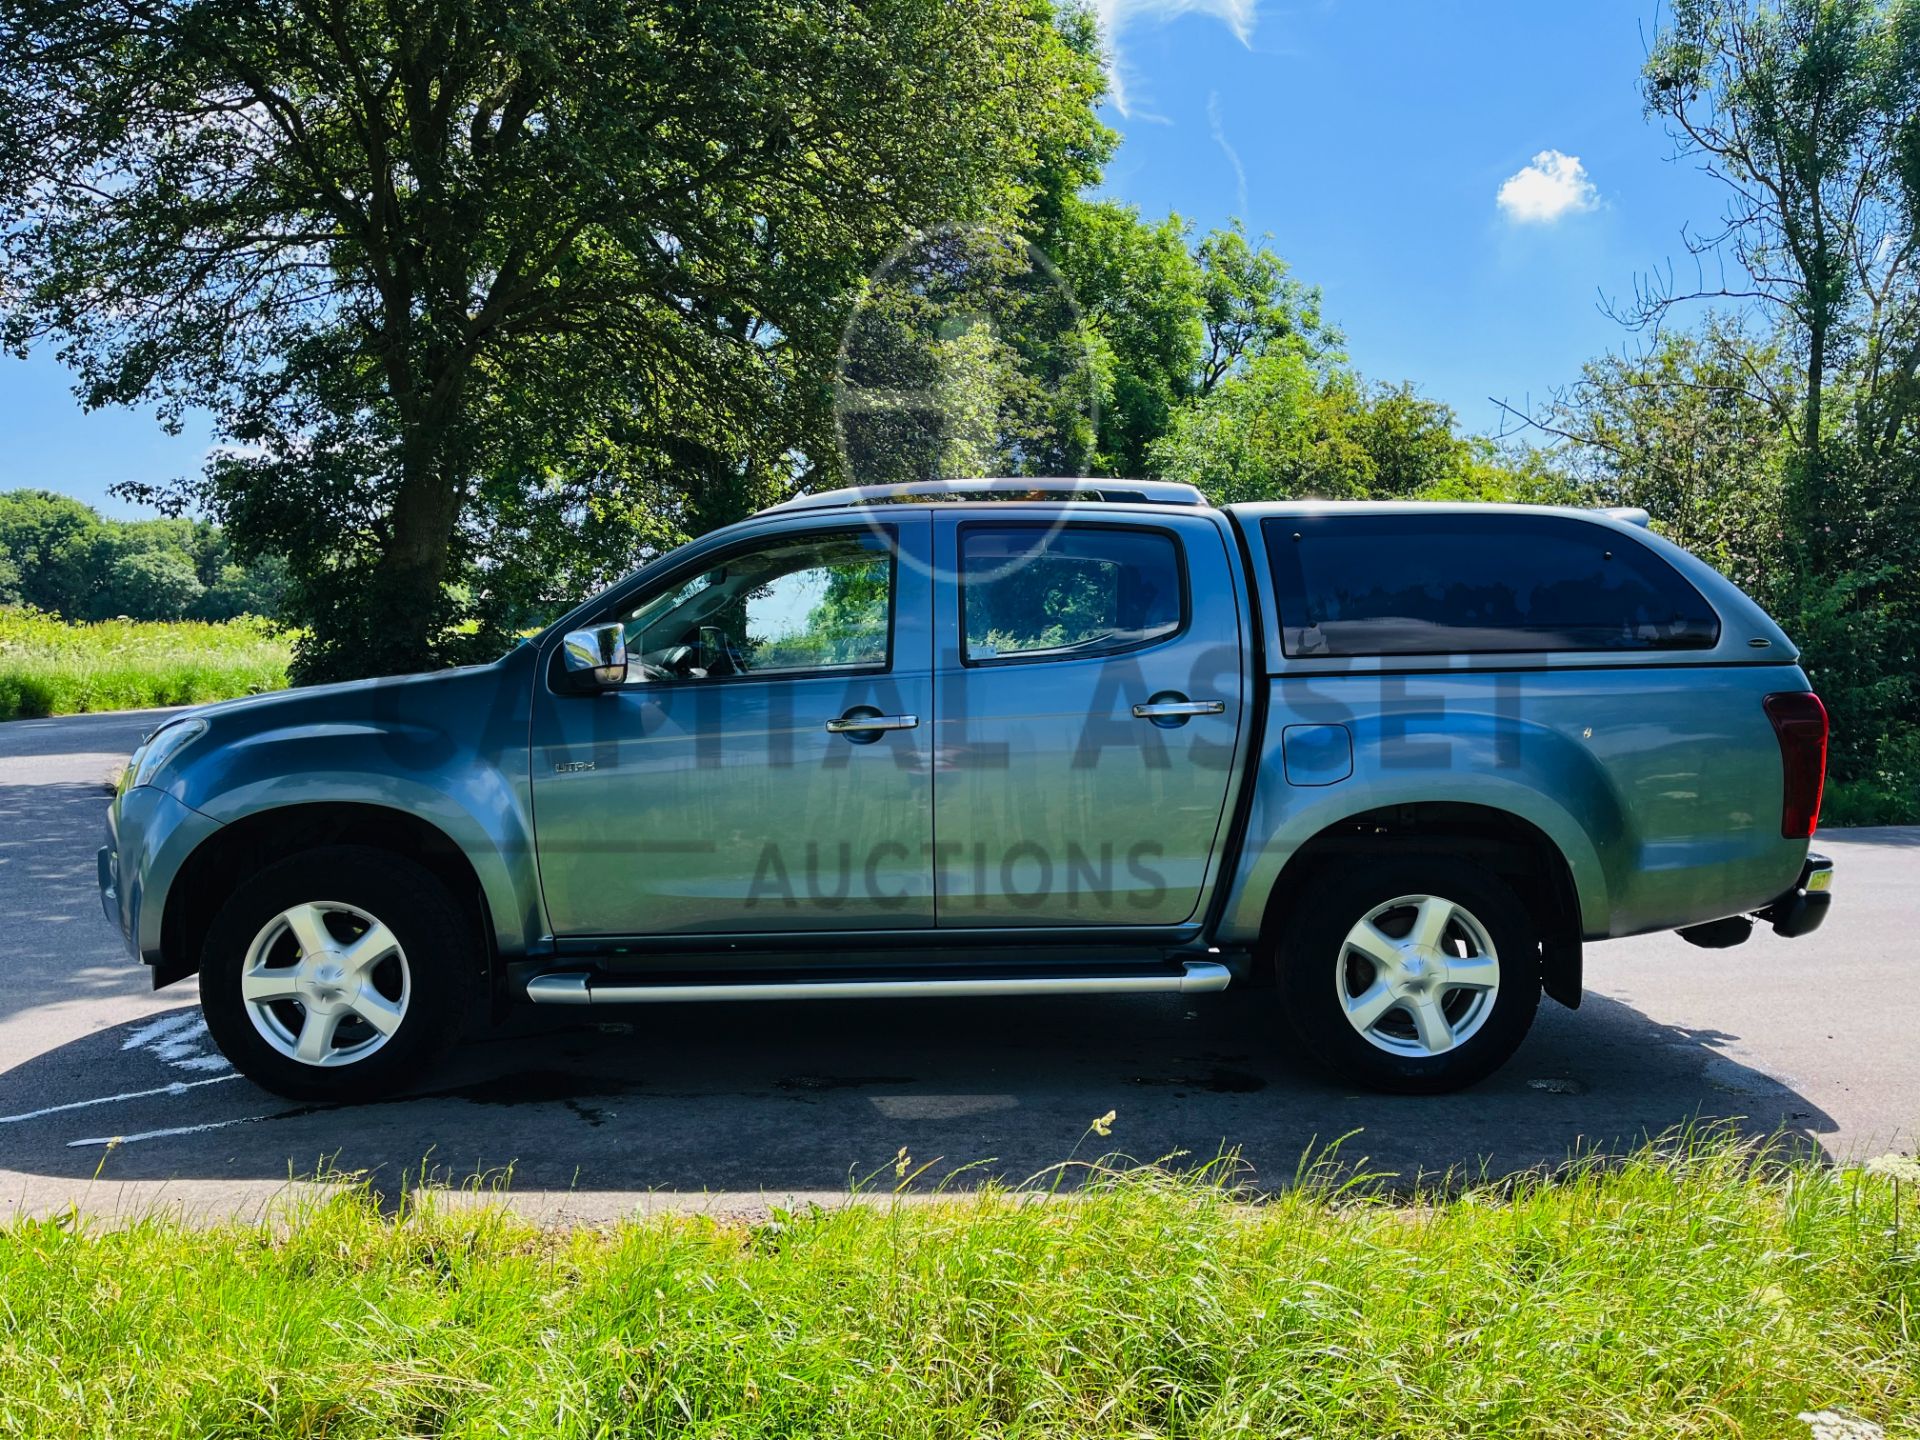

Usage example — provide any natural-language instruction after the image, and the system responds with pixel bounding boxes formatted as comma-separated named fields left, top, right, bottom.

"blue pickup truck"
left=101, top=479, right=1833, bottom=1099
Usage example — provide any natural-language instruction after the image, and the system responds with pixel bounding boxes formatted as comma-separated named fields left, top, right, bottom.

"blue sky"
left=1096, top=0, right=1728, bottom=428
left=0, top=0, right=1729, bottom=518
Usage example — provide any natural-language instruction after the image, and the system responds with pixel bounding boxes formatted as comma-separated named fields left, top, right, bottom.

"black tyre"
left=199, top=846, right=477, bottom=1101
left=1277, top=856, right=1541, bottom=1094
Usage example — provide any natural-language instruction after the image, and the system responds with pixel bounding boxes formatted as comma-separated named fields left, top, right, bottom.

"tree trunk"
left=360, top=470, right=460, bottom=675
left=1793, top=311, right=1827, bottom=570
left=351, top=338, right=472, bottom=677
left=1805, top=316, right=1824, bottom=461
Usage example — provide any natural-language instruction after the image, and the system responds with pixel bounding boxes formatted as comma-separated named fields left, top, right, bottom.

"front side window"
left=961, top=525, right=1184, bottom=663
left=1262, top=513, right=1721, bottom=657
left=619, top=530, right=892, bottom=681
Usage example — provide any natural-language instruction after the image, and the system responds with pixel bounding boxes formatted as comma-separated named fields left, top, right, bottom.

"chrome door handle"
left=1132, top=700, right=1225, bottom=719
left=825, top=713, right=919, bottom=733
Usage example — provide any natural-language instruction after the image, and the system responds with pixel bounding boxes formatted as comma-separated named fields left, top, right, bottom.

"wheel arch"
left=1254, top=801, right=1586, bottom=1009
left=158, top=802, right=505, bottom=1000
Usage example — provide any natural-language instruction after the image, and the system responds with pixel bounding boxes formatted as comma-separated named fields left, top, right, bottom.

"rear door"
left=930, top=510, right=1245, bottom=927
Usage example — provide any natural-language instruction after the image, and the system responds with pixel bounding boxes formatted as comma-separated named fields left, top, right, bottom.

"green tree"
left=837, top=226, right=1103, bottom=488
left=1412, top=445, right=1589, bottom=507
left=1055, top=202, right=1202, bottom=475
left=199, top=556, right=290, bottom=622
left=103, top=549, right=205, bottom=620
left=1635, top=0, right=1920, bottom=818
left=846, top=204, right=1347, bottom=485
left=1147, top=354, right=1474, bottom=503
left=1529, top=319, right=1798, bottom=592
left=1193, top=221, right=1341, bottom=394
left=0, top=489, right=104, bottom=616
left=1345, top=382, right=1475, bottom=496
left=1051, top=213, right=1339, bottom=476
left=1, top=0, right=1102, bottom=679
left=1638, top=0, right=1920, bottom=539
left=0, top=488, right=295, bottom=621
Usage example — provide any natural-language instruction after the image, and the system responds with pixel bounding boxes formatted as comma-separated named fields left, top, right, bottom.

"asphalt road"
left=3, top=708, right=1916, bottom=1223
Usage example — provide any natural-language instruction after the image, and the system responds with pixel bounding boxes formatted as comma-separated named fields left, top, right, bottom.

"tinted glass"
left=621, top=530, right=891, bottom=680
left=1263, top=514, right=1720, bottom=657
left=962, top=525, right=1184, bottom=662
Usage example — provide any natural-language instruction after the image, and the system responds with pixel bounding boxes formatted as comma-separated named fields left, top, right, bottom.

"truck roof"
left=758, top=478, right=1650, bottom=528
left=1225, top=499, right=1653, bottom=528
left=757, top=478, right=1208, bottom=514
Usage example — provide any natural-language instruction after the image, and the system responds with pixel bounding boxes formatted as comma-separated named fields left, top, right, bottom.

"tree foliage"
left=836, top=226, right=1105, bottom=487
left=1194, top=222, right=1341, bottom=394
left=0, top=0, right=1365, bottom=670
left=0, top=489, right=286, bottom=621
left=1050, top=212, right=1341, bottom=476
left=1637, top=0, right=1920, bottom=527
left=1627, top=0, right=1920, bottom=817
left=1529, top=319, right=1796, bottom=592
left=0, top=0, right=1102, bottom=678
left=1147, top=353, right=1502, bottom=503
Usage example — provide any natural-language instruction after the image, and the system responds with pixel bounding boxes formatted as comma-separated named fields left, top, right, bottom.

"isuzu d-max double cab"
left=100, top=479, right=1833, bottom=1099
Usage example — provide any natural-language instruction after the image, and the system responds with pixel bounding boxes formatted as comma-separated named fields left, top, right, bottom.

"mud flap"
left=1540, top=936, right=1582, bottom=1010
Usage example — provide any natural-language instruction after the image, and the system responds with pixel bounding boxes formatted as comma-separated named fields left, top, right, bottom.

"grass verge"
left=0, top=606, right=290, bottom=720
left=2, top=1138, right=1916, bottom=1437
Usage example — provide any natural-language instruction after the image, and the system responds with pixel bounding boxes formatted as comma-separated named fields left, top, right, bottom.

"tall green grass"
left=2, top=1138, right=1915, bottom=1437
left=0, top=606, right=290, bottom=719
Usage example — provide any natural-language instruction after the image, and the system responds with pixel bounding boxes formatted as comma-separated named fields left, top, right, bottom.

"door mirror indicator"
left=562, top=624, right=628, bottom=691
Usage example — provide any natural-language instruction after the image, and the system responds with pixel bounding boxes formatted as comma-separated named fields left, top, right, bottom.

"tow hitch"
left=1757, top=852, right=1833, bottom=938
left=1677, top=853, right=1833, bottom=948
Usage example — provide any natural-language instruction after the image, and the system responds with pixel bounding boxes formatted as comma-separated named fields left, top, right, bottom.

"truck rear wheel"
left=199, top=846, right=475, bottom=1101
left=1278, top=857, right=1540, bottom=1094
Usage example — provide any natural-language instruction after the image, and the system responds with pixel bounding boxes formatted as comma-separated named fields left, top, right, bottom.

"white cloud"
left=1496, top=150, right=1600, bottom=224
left=1207, top=91, right=1248, bottom=216
left=1094, top=0, right=1260, bottom=119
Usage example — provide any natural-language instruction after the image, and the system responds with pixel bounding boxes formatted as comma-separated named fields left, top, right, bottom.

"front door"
left=531, top=518, right=934, bottom=936
left=931, top=513, right=1246, bottom=927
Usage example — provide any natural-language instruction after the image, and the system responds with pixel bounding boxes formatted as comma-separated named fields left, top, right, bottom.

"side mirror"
left=561, top=623, right=628, bottom=691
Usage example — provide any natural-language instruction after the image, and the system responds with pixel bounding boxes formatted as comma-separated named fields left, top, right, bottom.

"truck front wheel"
left=199, top=846, right=475, bottom=1101
left=1278, top=857, right=1541, bottom=1094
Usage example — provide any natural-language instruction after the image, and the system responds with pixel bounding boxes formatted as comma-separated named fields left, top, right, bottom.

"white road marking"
left=0, top=1074, right=243, bottom=1125
left=119, top=1010, right=231, bottom=1073
left=169, top=1053, right=232, bottom=1072
left=119, top=1013, right=201, bottom=1050
left=67, top=1113, right=270, bottom=1148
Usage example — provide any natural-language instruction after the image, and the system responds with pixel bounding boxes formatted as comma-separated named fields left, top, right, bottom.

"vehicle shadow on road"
left=1, top=986, right=1837, bottom=1197
left=0, top=779, right=159, bottom=1023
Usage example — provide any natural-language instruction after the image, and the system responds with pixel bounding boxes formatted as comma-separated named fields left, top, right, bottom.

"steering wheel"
left=644, top=643, right=701, bottom=681
left=699, top=625, right=750, bottom=677
left=640, top=635, right=749, bottom=681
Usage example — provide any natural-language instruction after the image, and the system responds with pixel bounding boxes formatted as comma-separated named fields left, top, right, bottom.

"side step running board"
left=526, top=960, right=1232, bottom=1006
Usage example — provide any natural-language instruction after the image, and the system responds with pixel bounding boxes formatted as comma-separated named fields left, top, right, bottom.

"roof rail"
left=757, top=477, right=1210, bottom=516
left=1597, top=506, right=1651, bottom=528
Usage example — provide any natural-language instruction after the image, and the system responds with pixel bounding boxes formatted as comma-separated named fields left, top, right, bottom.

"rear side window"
left=1262, top=513, right=1720, bottom=657
left=961, top=524, right=1184, bottom=663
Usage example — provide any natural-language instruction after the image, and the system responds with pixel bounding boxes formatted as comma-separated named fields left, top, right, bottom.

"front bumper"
left=99, top=784, right=224, bottom=971
left=1757, top=851, right=1833, bottom=938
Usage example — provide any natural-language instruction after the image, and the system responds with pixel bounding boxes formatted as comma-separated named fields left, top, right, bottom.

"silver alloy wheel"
left=1335, top=892, right=1500, bottom=1058
left=240, top=901, right=410, bottom=1067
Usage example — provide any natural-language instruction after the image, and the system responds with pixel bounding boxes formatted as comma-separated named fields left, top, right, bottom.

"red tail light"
left=1763, top=692, right=1828, bottom=838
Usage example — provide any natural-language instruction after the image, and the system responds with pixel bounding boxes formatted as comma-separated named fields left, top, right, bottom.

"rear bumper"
left=1757, top=852, right=1833, bottom=938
